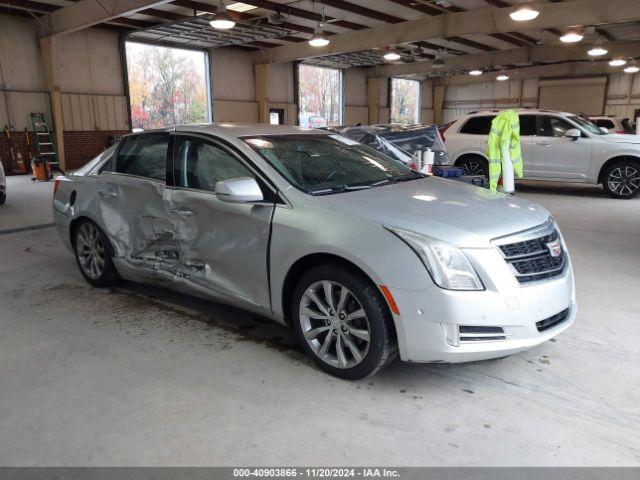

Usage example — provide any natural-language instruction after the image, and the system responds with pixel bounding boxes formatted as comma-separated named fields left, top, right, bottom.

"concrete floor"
left=0, top=175, right=638, bottom=466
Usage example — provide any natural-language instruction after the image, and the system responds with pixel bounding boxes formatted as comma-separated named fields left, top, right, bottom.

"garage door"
left=538, top=77, right=607, bottom=116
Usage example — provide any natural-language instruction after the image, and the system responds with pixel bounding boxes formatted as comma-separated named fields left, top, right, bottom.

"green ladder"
left=30, top=113, right=59, bottom=172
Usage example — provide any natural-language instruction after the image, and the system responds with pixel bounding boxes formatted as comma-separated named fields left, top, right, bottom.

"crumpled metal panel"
left=167, top=188, right=274, bottom=310
left=327, top=124, right=450, bottom=166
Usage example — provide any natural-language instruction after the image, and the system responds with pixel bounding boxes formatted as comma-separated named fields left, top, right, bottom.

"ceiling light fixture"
left=209, top=1, right=236, bottom=30
left=624, top=61, right=639, bottom=73
left=469, top=69, right=483, bottom=76
left=510, top=2, right=540, bottom=22
left=309, top=25, right=330, bottom=47
left=226, top=2, right=258, bottom=12
left=496, top=72, right=510, bottom=81
left=560, top=28, right=584, bottom=43
left=432, top=57, right=445, bottom=69
left=383, top=49, right=402, bottom=61
left=609, top=58, right=627, bottom=67
left=588, top=40, right=608, bottom=57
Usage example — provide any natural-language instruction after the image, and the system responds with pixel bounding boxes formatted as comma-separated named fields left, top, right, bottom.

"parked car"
left=326, top=124, right=450, bottom=169
left=589, top=116, right=635, bottom=134
left=0, top=161, right=6, bottom=205
left=53, top=124, right=576, bottom=379
left=443, top=109, right=640, bottom=198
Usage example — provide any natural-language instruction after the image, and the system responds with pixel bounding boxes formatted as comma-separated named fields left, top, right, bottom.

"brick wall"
left=63, top=131, right=129, bottom=171
left=0, top=131, right=34, bottom=176
left=0, top=130, right=129, bottom=174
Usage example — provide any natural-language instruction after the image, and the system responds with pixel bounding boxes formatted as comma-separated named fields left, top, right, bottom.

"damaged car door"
left=97, top=132, right=176, bottom=282
left=167, top=133, right=276, bottom=311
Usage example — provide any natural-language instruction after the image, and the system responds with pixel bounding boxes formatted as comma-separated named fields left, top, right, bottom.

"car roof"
left=130, top=123, right=332, bottom=137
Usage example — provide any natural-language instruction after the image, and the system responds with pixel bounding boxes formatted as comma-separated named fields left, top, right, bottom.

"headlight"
left=387, top=227, right=484, bottom=291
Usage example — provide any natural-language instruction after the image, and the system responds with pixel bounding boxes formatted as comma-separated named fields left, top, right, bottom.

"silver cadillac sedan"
left=53, top=124, right=576, bottom=379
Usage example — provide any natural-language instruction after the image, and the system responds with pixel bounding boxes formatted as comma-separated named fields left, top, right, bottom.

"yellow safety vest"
left=486, top=110, right=524, bottom=191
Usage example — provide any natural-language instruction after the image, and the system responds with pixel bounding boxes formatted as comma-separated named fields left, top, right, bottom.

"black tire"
left=0, top=192, right=5, bottom=205
left=601, top=159, right=640, bottom=199
left=456, top=155, right=488, bottom=177
left=291, top=264, right=397, bottom=380
left=73, top=219, right=121, bottom=287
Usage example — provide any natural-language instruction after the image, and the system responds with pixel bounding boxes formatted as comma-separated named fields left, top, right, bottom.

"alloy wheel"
left=608, top=166, right=640, bottom=196
left=299, top=280, right=371, bottom=369
left=461, top=160, right=485, bottom=176
left=76, top=223, right=106, bottom=280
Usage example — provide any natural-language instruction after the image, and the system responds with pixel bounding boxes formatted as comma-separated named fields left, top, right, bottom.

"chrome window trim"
left=98, top=171, right=166, bottom=184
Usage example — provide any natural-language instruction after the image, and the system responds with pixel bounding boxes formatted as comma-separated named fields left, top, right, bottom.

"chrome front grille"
left=495, top=220, right=566, bottom=284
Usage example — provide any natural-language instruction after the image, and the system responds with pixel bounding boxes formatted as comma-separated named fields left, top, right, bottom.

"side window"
left=535, top=116, right=573, bottom=138
left=460, top=116, right=495, bottom=135
left=519, top=115, right=536, bottom=136
left=594, top=119, right=614, bottom=129
left=115, top=133, right=168, bottom=181
left=174, top=137, right=256, bottom=192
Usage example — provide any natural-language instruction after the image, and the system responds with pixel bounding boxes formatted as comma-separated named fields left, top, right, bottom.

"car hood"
left=314, top=177, right=550, bottom=248
left=601, top=133, right=640, bottom=145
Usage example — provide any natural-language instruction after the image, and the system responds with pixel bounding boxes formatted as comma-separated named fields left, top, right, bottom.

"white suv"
left=443, top=109, right=640, bottom=199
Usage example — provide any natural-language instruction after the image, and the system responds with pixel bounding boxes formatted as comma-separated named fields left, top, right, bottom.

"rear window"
left=593, top=119, right=615, bottom=129
left=115, top=133, right=169, bottom=181
left=460, top=116, right=495, bottom=135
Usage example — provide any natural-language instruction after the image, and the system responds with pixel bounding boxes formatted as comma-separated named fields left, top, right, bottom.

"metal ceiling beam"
left=254, top=0, right=640, bottom=64
left=433, top=61, right=627, bottom=86
left=38, top=0, right=175, bottom=36
left=388, top=0, right=537, bottom=47
left=318, top=0, right=500, bottom=52
left=367, top=40, right=640, bottom=77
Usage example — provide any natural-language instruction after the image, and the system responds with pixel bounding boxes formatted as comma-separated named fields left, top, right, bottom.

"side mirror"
left=599, top=126, right=609, bottom=134
left=564, top=128, right=581, bottom=140
left=215, top=177, right=264, bottom=203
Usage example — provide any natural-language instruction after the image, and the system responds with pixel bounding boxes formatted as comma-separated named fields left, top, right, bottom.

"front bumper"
left=388, top=247, right=576, bottom=363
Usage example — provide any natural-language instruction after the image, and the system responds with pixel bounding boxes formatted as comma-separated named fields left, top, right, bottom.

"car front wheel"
left=74, top=219, right=121, bottom=287
left=602, top=160, right=640, bottom=199
left=291, top=264, right=397, bottom=379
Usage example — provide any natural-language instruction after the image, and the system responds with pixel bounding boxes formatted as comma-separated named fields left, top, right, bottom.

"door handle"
left=98, top=190, right=118, bottom=198
left=170, top=207, right=195, bottom=217
left=535, top=142, right=551, bottom=146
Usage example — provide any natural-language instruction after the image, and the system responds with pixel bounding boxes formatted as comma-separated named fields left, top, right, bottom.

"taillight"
left=439, top=122, right=453, bottom=142
left=615, top=130, right=625, bottom=134
left=53, top=179, right=61, bottom=196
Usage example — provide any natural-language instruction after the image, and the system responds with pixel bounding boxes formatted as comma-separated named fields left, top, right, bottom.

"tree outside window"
left=391, top=78, right=421, bottom=124
left=126, top=42, right=210, bottom=130
left=298, top=64, right=343, bottom=128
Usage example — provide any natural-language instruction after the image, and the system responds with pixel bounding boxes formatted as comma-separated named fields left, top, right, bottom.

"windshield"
left=243, top=134, right=422, bottom=194
left=569, top=115, right=606, bottom=135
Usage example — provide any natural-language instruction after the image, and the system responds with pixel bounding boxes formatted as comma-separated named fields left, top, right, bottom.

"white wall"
left=439, top=74, right=640, bottom=123
left=0, top=14, right=128, bottom=131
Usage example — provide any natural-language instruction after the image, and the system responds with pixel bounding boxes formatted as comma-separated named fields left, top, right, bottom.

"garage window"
left=391, top=78, right=420, bottom=124
left=298, top=64, right=343, bottom=128
left=125, top=42, right=211, bottom=130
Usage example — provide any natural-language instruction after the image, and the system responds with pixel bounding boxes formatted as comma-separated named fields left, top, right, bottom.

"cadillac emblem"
left=546, top=239, right=562, bottom=258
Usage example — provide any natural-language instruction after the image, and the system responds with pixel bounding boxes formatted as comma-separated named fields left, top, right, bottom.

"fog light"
left=441, top=323, right=459, bottom=347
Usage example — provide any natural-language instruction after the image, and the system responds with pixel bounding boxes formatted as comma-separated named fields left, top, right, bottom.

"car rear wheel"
left=74, top=219, right=121, bottom=287
left=456, top=155, right=488, bottom=176
left=291, top=264, right=397, bottom=379
left=602, top=160, right=640, bottom=199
